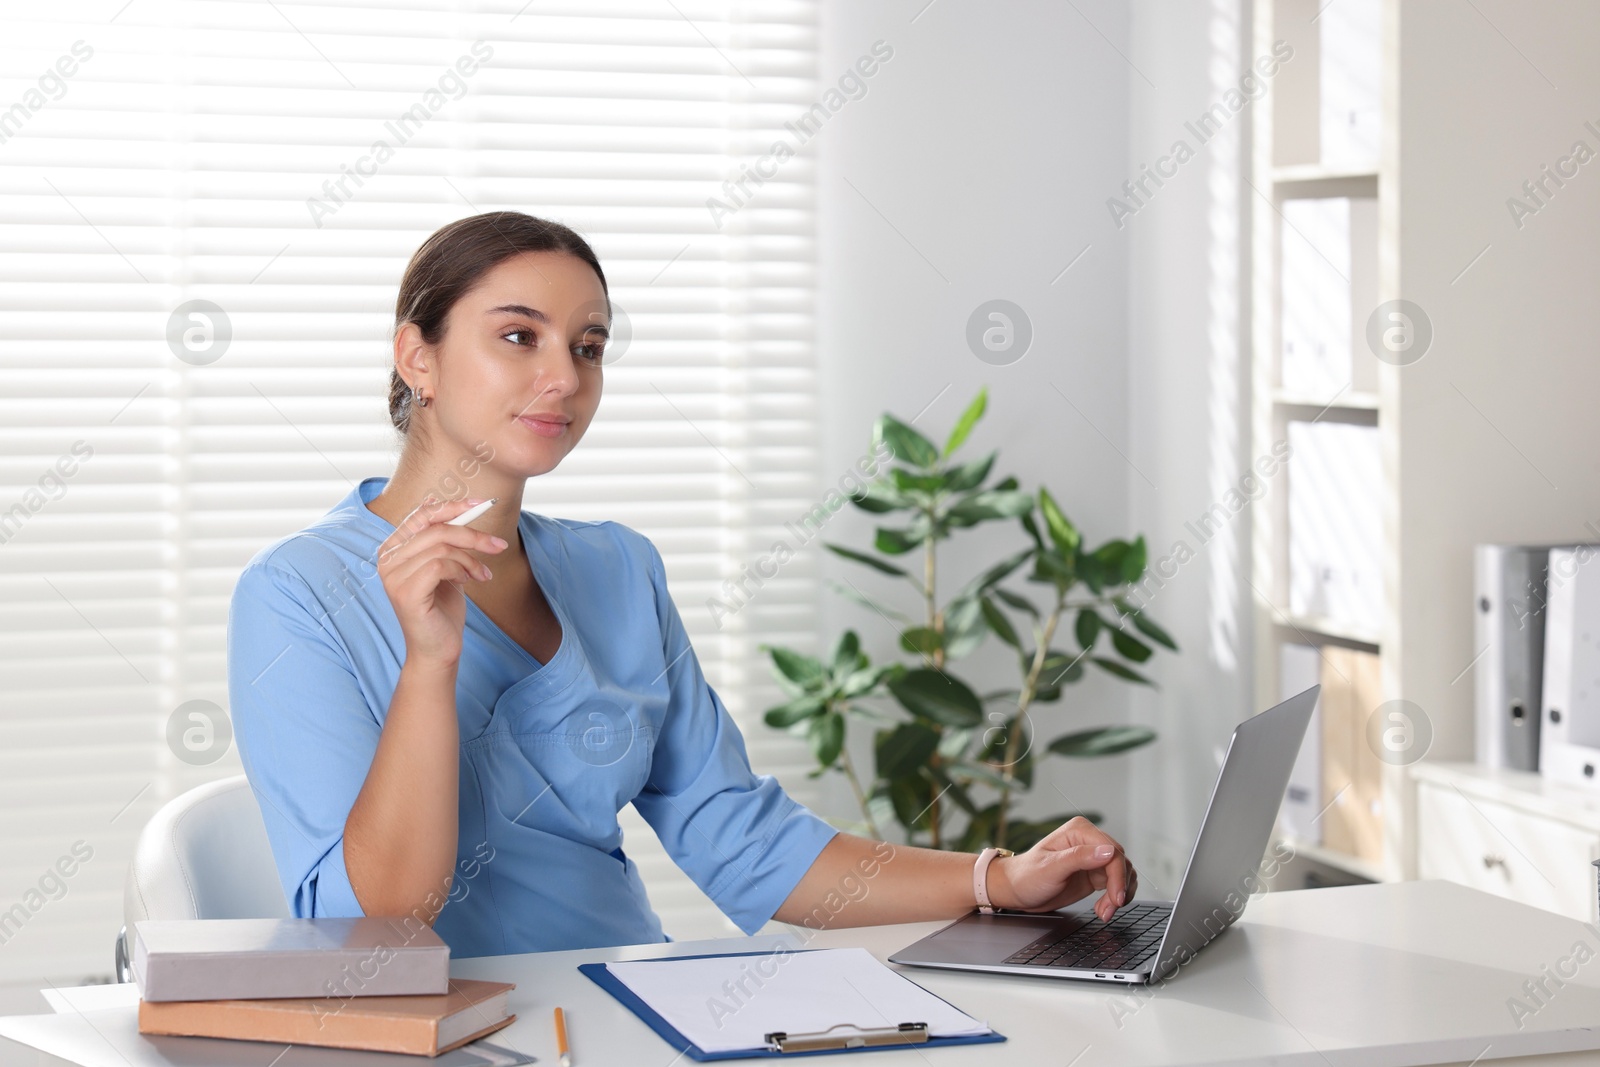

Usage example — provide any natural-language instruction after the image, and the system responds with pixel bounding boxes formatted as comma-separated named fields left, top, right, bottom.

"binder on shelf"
left=1539, top=546, right=1600, bottom=789
left=579, top=948, right=1004, bottom=1061
left=1281, top=197, right=1353, bottom=398
left=1474, top=545, right=1554, bottom=772
left=1287, top=421, right=1382, bottom=632
left=1319, top=0, right=1381, bottom=168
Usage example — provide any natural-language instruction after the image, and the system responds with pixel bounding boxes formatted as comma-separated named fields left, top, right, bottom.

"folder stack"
left=130, top=917, right=516, bottom=1058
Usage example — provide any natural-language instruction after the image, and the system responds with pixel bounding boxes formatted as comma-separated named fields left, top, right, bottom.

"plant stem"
left=993, top=589, right=1065, bottom=845
left=837, top=731, right=884, bottom=841
left=924, top=512, right=943, bottom=849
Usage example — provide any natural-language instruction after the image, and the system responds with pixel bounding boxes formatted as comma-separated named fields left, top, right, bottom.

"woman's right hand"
left=377, top=496, right=508, bottom=669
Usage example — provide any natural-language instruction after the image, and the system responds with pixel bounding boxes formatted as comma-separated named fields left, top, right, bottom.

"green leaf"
left=943, top=451, right=995, bottom=493
left=958, top=547, right=1034, bottom=600
left=980, top=597, right=1021, bottom=650
left=1129, top=610, right=1178, bottom=651
left=874, top=526, right=924, bottom=555
left=953, top=760, right=1013, bottom=791
left=830, top=630, right=862, bottom=675
left=941, top=596, right=988, bottom=660
left=898, top=627, right=943, bottom=656
left=1039, top=649, right=1087, bottom=687
left=992, top=587, right=1039, bottom=618
left=1111, top=628, right=1153, bottom=663
left=763, top=694, right=825, bottom=728
left=1012, top=744, right=1035, bottom=788
left=937, top=726, right=975, bottom=759
left=1019, top=511, right=1046, bottom=552
left=1075, top=547, right=1107, bottom=594
left=839, top=664, right=892, bottom=698
left=808, top=711, right=846, bottom=767
left=1047, top=725, right=1157, bottom=757
left=1037, top=488, right=1081, bottom=554
left=1122, top=535, right=1148, bottom=584
left=848, top=482, right=911, bottom=513
left=763, top=645, right=826, bottom=689
left=823, top=542, right=910, bottom=578
left=891, top=468, right=947, bottom=495
left=943, top=388, right=988, bottom=457
left=945, top=489, right=1035, bottom=527
left=888, top=773, right=935, bottom=832
left=1089, top=540, right=1130, bottom=583
left=1031, top=551, right=1075, bottom=586
left=876, top=414, right=940, bottom=469
left=1075, top=608, right=1102, bottom=650
left=887, top=668, right=984, bottom=727
left=875, top=722, right=941, bottom=779
left=1092, top=656, right=1154, bottom=686
left=926, top=764, right=979, bottom=815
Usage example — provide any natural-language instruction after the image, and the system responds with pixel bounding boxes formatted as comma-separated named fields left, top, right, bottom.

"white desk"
left=5, top=881, right=1600, bottom=1067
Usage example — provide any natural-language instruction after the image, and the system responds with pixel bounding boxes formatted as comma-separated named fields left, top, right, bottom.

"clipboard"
left=579, top=949, right=1007, bottom=1060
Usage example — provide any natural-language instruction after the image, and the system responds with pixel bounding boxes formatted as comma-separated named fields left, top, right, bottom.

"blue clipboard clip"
left=764, top=1022, right=928, bottom=1054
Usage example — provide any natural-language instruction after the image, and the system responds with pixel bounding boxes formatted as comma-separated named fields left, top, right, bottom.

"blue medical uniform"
left=226, top=476, right=839, bottom=958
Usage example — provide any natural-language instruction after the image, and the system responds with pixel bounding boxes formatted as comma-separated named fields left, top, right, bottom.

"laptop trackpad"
left=928, top=913, right=1080, bottom=954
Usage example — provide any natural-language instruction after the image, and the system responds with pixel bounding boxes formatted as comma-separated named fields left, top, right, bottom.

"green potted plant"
left=760, top=388, right=1177, bottom=852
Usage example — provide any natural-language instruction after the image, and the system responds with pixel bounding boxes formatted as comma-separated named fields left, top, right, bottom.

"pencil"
left=446, top=498, right=497, bottom=527
left=554, top=1005, right=571, bottom=1067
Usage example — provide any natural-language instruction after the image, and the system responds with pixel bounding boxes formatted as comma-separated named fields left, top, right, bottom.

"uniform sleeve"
left=629, top=534, right=839, bottom=934
left=227, top=559, right=375, bottom=919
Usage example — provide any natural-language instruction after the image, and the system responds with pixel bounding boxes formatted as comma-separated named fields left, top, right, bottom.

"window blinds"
left=0, top=0, right=823, bottom=981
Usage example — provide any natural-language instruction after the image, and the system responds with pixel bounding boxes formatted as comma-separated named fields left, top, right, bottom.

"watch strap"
left=973, top=847, right=1014, bottom=913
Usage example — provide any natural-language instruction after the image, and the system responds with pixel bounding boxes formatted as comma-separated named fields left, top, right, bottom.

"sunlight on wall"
left=1205, top=0, right=1243, bottom=673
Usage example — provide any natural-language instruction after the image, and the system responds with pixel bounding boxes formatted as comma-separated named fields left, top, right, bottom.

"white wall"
left=1393, top=2, right=1600, bottom=763
left=814, top=0, right=1137, bottom=841
left=1121, top=0, right=1259, bottom=891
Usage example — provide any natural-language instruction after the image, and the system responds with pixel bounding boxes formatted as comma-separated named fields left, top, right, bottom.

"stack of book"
left=131, top=917, right=516, bottom=1057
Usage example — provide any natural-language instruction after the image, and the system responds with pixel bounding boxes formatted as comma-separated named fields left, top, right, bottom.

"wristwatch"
left=973, top=847, right=1014, bottom=914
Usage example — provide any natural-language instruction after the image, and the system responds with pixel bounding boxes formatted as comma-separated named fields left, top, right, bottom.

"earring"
left=412, top=384, right=429, bottom=409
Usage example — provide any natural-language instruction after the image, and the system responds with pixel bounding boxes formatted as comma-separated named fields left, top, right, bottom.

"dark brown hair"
left=388, top=211, right=609, bottom=434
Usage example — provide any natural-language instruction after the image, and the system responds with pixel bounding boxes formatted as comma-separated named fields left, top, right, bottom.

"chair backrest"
left=124, top=775, right=290, bottom=928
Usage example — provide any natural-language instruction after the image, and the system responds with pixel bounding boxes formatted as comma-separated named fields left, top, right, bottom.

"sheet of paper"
left=0, top=1005, right=533, bottom=1067
left=41, top=983, right=141, bottom=1014
left=605, top=946, right=990, bottom=1054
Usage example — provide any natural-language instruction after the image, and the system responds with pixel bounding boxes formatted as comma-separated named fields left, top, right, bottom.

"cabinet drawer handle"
left=1482, top=854, right=1507, bottom=872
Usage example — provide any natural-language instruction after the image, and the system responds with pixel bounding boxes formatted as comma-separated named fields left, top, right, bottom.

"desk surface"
left=6, top=881, right=1600, bottom=1067
left=449, top=880, right=1600, bottom=1067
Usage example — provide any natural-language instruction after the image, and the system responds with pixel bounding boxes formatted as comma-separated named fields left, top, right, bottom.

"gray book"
left=133, top=917, right=450, bottom=1003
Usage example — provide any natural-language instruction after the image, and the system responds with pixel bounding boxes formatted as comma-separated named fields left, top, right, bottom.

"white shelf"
left=1272, top=163, right=1379, bottom=186
left=1272, top=388, right=1380, bottom=413
left=1274, top=612, right=1382, bottom=650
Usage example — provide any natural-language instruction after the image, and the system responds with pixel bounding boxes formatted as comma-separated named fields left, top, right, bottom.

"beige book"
left=137, top=978, right=516, bottom=1058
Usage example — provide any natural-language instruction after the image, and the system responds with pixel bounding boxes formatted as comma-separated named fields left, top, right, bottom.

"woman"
left=228, top=211, right=1138, bottom=957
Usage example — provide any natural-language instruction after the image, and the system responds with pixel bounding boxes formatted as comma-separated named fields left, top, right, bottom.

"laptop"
left=889, top=685, right=1318, bottom=985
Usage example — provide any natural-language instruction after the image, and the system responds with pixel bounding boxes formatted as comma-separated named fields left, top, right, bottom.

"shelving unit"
left=1251, top=1, right=1600, bottom=891
left=1250, top=0, right=1395, bottom=883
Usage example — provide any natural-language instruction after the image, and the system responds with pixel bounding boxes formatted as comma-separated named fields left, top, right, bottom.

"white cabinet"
left=1412, top=762, right=1600, bottom=923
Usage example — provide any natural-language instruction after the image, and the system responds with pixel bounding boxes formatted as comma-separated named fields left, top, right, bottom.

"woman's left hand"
left=988, top=816, right=1138, bottom=922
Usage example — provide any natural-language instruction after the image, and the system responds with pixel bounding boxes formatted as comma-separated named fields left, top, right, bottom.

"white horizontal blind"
left=0, top=0, right=823, bottom=982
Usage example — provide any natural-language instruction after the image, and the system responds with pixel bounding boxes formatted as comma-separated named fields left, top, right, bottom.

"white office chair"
left=115, top=775, right=289, bottom=981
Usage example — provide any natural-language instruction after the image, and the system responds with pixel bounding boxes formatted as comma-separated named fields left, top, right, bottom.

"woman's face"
left=427, top=250, right=608, bottom=477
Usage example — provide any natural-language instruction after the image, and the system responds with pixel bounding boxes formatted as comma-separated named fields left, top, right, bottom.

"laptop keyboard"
left=1001, top=902, right=1170, bottom=971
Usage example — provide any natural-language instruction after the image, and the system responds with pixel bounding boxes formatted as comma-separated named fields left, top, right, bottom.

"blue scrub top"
left=226, top=476, right=839, bottom=958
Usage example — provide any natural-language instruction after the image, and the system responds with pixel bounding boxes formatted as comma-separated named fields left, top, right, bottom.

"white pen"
left=446, top=498, right=498, bottom=527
